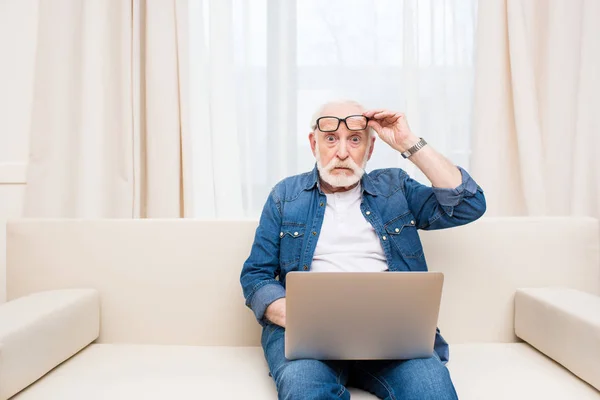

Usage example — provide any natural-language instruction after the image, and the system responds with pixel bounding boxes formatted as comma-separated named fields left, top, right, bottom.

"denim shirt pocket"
left=384, top=212, right=424, bottom=259
left=279, top=223, right=305, bottom=268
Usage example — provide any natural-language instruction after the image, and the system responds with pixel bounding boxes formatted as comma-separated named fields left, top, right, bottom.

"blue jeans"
left=263, top=324, right=459, bottom=400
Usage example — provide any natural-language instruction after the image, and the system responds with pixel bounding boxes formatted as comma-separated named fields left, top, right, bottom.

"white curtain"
left=189, top=0, right=479, bottom=218
left=23, top=0, right=191, bottom=218
left=471, top=0, right=600, bottom=218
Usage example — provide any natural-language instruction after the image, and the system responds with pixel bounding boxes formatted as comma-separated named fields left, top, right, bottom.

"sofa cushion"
left=7, top=218, right=600, bottom=347
left=0, top=289, right=99, bottom=400
left=12, top=343, right=600, bottom=399
left=450, top=343, right=599, bottom=399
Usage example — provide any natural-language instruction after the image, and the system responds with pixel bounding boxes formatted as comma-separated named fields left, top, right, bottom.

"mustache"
left=324, top=159, right=361, bottom=172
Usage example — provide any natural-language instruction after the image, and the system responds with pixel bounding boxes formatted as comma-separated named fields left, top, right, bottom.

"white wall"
left=0, top=0, right=38, bottom=303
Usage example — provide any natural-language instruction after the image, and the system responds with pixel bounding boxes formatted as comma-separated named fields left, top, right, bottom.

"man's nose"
left=336, top=141, right=349, bottom=160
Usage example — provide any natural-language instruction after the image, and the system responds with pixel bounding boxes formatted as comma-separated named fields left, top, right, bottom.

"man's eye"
left=325, top=136, right=336, bottom=142
left=351, top=137, right=361, bottom=143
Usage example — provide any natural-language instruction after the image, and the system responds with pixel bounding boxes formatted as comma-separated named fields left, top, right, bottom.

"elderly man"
left=240, top=100, right=486, bottom=399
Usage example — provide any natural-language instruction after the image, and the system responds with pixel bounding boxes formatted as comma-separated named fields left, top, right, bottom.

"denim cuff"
left=249, top=281, right=286, bottom=325
left=431, top=166, right=479, bottom=207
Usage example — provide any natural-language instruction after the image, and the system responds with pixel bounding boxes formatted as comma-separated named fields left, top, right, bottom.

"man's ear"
left=367, top=136, right=376, bottom=160
left=309, top=132, right=317, bottom=156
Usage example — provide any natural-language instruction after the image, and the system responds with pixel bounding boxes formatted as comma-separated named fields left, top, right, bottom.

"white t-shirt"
left=311, top=184, right=388, bottom=272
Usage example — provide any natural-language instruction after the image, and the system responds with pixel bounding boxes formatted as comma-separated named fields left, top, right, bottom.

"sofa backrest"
left=6, top=217, right=600, bottom=346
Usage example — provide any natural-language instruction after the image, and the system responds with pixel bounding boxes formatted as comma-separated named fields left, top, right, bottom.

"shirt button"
left=395, top=228, right=400, bottom=233
left=410, top=220, right=415, bottom=225
left=312, top=231, right=317, bottom=236
left=279, top=232, right=284, bottom=238
left=382, top=235, right=387, bottom=241
left=320, top=202, right=324, bottom=207
left=303, top=265, right=309, bottom=271
left=294, top=232, right=299, bottom=236
left=366, top=211, right=371, bottom=215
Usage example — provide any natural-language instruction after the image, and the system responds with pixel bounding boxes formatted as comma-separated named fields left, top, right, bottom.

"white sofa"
left=1, top=218, right=600, bottom=399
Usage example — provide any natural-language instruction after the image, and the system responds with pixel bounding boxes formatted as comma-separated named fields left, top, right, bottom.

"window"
left=189, top=0, right=478, bottom=217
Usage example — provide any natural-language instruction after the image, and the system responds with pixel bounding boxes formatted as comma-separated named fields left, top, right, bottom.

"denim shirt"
left=240, top=165, right=486, bottom=363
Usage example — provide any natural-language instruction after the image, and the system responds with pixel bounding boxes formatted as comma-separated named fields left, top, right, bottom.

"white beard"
left=315, top=142, right=370, bottom=188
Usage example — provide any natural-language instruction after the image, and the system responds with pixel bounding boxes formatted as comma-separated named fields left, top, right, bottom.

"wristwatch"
left=401, top=137, right=427, bottom=159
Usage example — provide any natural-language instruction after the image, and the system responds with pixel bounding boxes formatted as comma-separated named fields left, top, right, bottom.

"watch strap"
left=401, top=137, right=427, bottom=159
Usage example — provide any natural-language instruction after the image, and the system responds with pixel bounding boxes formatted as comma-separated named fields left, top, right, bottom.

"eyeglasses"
left=315, top=115, right=368, bottom=132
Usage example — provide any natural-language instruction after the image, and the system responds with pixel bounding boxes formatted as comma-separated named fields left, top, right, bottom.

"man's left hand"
left=364, top=109, right=420, bottom=153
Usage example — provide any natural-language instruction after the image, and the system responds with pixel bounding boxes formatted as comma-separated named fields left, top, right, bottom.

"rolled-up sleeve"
left=431, top=167, right=480, bottom=207
left=248, top=281, right=286, bottom=324
left=404, top=166, right=486, bottom=230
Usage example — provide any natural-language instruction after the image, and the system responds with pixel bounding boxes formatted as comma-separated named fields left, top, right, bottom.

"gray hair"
left=310, top=99, right=375, bottom=138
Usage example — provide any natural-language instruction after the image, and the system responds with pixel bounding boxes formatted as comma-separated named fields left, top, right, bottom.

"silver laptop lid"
left=285, top=271, right=444, bottom=360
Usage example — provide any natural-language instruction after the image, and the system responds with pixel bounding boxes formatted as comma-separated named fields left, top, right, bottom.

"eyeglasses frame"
left=314, top=115, right=370, bottom=132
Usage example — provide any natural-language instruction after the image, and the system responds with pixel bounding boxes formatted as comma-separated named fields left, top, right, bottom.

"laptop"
left=285, top=271, right=444, bottom=360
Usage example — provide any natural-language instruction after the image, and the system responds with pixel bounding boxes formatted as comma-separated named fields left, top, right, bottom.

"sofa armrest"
left=0, top=289, right=99, bottom=400
left=515, top=287, right=600, bottom=391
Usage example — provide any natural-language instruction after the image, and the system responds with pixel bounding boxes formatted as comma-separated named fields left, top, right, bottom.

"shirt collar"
left=303, top=164, right=379, bottom=196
